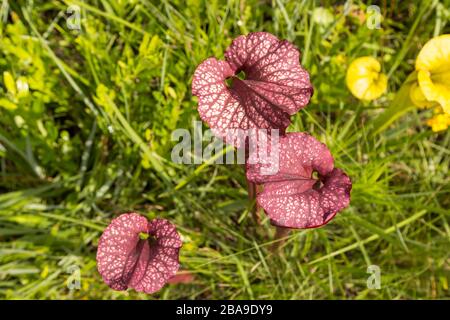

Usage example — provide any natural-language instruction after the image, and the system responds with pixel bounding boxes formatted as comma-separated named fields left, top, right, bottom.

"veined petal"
left=192, top=32, right=313, bottom=147
left=96, top=213, right=181, bottom=294
left=247, top=133, right=352, bottom=229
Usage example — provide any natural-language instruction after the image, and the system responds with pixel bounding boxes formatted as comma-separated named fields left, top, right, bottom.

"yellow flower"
left=409, top=83, right=435, bottom=109
left=426, top=111, right=450, bottom=132
left=346, top=56, right=387, bottom=100
left=415, top=34, right=450, bottom=113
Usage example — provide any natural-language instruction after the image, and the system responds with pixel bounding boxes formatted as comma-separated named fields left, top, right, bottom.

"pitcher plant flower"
left=414, top=34, right=450, bottom=114
left=96, top=213, right=182, bottom=294
left=409, top=34, right=450, bottom=131
left=346, top=56, right=387, bottom=101
left=192, top=32, right=313, bottom=147
left=246, top=133, right=352, bottom=229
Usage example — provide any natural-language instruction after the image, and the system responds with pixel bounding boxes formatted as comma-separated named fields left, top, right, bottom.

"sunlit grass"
left=0, top=0, right=449, bottom=299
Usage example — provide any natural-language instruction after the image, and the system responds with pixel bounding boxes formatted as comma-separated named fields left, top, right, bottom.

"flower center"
left=312, top=171, right=324, bottom=190
left=225, top=70, right=246, bottom=87
left=235, top=70, right=246, bottom=80
left=139, top=232, right=158, bottom=245
left=138, top=232, right=148, bottom=240
left=430, top=69, right=450, bottom=85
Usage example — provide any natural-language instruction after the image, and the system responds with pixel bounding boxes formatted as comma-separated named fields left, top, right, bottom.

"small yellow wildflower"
left=414, top=34, right=450, bottom=113
left=426, top=112, right=450, bottom=132
left=346, top=56, right=387, bottom=101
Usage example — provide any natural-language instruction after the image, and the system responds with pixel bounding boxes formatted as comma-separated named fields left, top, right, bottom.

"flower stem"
left=246, top=178, right=261, bottom=224
left=271, top=226, right=291, bottom=253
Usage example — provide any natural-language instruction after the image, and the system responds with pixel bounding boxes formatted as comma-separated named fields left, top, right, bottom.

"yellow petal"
left=415, top=34, right=450, bottom=113
left=416, top=34, right=450, bottom=73
left=0, top=98, right=17, bottom=110
left=3, top=71, right=16, bottom=96
left=409, top=82, right=435, bottom=108
left=426, top=113, right=450, bottom=132
left=346, top=56, right=387, bottom=100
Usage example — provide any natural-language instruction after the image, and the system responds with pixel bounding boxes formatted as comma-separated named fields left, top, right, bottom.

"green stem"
left=369, top=71, right=418, bottom=137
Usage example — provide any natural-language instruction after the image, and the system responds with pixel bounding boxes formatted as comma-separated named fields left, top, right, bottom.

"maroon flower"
left=246, top=133, right=352, bottom=229
left=96, top=213, right=182, bottom=294
left=192, top=32, right=313, bottom=147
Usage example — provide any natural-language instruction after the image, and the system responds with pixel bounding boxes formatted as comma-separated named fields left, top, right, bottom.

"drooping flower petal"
left=192, top=32, right=313, bottom=147
left=246, top=132, right=333, bottom=183
left=409, top=82, right=436, bottom=109
left=346, top=56, right=387, bottom=101
left=167, top=271, right=195, bottom=284
left=246, top=133, right=351, bottom=229
left=96, top=213, right=182, bottom=294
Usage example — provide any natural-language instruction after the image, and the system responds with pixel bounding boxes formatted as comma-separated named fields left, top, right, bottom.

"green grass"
left=0, top=0, right=449, bottom=299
